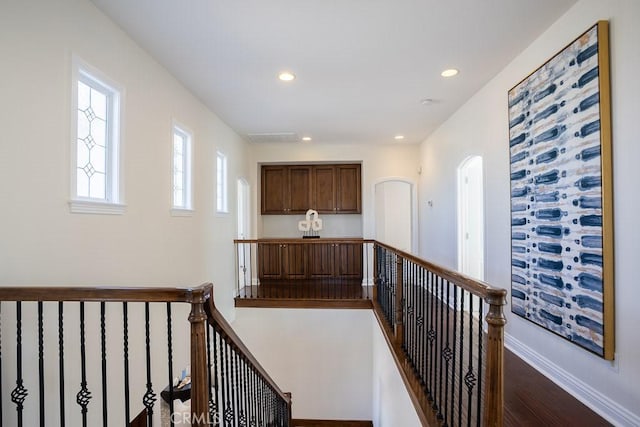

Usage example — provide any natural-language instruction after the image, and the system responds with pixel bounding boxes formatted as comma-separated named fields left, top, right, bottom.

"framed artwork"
left=508, top=21, right=614, bottom=359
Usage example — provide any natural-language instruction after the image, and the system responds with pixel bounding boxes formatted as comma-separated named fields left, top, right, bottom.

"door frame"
left=372, top=176, right=418, bottom=254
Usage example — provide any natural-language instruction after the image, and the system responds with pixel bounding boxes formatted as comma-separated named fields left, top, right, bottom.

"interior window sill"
left=171, top=208, right=195, bottom=217
left=69, top=199, right=127, bottom=215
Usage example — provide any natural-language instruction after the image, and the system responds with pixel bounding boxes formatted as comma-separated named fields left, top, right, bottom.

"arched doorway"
left=374, top=178, right=416, bottom=253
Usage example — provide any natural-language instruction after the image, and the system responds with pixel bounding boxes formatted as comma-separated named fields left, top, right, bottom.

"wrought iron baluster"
left=76, top=302, right=91, bottom=427
left=220, top=330, right=228, bottom=426
left=476, top=298, right=484, bottom=427
left=458, top=289, right=465, bottom=427
left=418, top=267, right=427, bottom=392
left=249, top=367, right=257, bottom=427
left=58, top=302, right=66, bottom=427
left=259, top=379, right=265, bottom=427
left=38, top=301, right=45, bottom=427
left=410, top=263, right=417, bottom=372
left=402, top=260, right=415, bottom=358
left=465, top=297, right=476, bottom=427
left=143, top=302, right=157, bottom=427
left=122, top=302, right=130, bottom=426
left=238, top=355, right=247, bottom=427
left=166, top=302, right=175, bottom=427
left=223, top=341, right=233, bottom=426
left=450, top=286, right=459, bottom=427
left=436, top=276, right=443, bottom=417
left=11, top=301, right=28, bottom=427
left=232, top=350, right=239, bottom=426
left=427, top=271, right=435, bottom=400
left=442, top=281, right=453, bottom=425
left=100, top=302, right=108, bottom=427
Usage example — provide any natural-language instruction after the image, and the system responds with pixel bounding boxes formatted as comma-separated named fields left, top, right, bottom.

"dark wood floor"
left=504, top=349, right=610, bottom=426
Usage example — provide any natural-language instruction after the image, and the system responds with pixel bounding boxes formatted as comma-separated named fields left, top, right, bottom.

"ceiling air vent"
left=247, top=132, right=299, bottom=143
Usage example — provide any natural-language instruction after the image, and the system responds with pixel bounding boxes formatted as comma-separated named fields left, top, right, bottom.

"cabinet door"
left=283, top=243, right=307, bottom=279
left=261, top=166, right=287, bottom=214
left=288, top=166, right=312, bottom=214
left=307, top=243, right=335, bottom=278
left=313, top=165, right=336, bottom=213
left=335, top=243, right=363, bottom=278
left=335, top=164, right=361, bottom=213
left=258, top=243, right=284, bottom=279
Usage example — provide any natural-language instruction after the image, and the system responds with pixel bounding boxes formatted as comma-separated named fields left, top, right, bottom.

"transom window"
left=172, top=125, right=193, bottom=211
left=216, top=151, right=228, bottom=213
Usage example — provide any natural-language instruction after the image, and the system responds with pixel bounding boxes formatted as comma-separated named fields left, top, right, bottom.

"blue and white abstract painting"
left=508, top=22, right=612, bottom=358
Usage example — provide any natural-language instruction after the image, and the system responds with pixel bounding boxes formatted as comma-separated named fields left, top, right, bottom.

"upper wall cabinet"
left=261, top=163, right=361, bottom=215
left=261, top=165, right=312, bottom=214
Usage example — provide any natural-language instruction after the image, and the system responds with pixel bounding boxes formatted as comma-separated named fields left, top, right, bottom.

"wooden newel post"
left=189, top=287, right=210, bottom=427
left=394, top=254, right=404, bottom=348
left=482, top=288, right=507, bottom=427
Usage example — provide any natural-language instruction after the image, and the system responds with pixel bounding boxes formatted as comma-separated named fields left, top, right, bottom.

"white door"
left=457, top=156, right=485, bottom=280
left=374, top=180, right=413, bottom=253
left=458, top=156, right=484, bottom=315
left=236, top=179, right=251, bottom=288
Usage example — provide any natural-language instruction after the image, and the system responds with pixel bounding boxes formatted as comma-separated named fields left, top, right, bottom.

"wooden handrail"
left=0, top=285, right=201, bottom=302
left=374, top=240, right=501, bottom=299
left=234, top=238, right=373, bottom=244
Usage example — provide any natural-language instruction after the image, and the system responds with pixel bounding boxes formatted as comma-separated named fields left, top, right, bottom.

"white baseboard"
left=505, top=334, right=640, bottom=427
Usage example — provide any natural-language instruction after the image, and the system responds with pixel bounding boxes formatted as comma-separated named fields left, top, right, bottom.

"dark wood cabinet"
left=258, top=242, right=307, bottom=279
left=261, top=165, right=312, bottom=214
left=307, top=243, right=336, bottom=278
left=312, top=165, right=336, bottom=213
left=288, top=165, right=313, bottom=213
left=261, top=166, right=287, bottom=214
left=257, top=239, right=363, bottom=281
left=261, top=163, right=361, bottom=214
left=257, top=243, right=283, bottom=279
left=335, top=164, right=361, bottom=213
left=307, top=242, right=362, bottom=279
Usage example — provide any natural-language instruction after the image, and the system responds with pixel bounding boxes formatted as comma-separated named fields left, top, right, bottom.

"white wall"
left=418, top=1, right=640, bottom=425
left=0, top=0, right=250, bottom=318
left=232, top=308, right=374, bottom=419
left=0, top=1, right=250, bottom=423
left=250, top=143, right=420, bottom=240
left=371, top=317, right=422, bottom=427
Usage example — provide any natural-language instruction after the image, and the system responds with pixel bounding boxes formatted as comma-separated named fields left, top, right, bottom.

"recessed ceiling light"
left=278, top=71, right=296, bottom=82
left=302, top=136, right=312, bottom=142
left=441, top=68, right=459, bottom=77
left=421, top=98, right=435, bottom=105
left=394, top=135, right=405, bottom=140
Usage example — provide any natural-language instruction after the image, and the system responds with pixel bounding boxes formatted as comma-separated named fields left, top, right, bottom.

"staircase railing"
left=373, top=242, right=507, bottom=427
left=0, top=284, right=291, bottom=427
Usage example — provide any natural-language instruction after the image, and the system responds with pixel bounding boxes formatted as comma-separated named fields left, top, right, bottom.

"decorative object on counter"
left=298, top=209, right=322, bottom=238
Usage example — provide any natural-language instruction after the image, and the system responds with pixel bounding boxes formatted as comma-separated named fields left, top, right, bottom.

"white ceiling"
left=90, top=0, right=577, bottom=145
